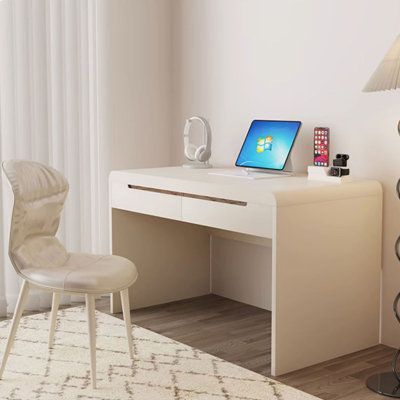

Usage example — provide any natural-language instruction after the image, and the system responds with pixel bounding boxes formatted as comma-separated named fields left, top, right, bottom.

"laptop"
left=210, top=120, right=301, bottom=179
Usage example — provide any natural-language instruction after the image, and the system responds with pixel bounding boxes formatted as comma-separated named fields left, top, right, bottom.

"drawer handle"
left=128, top=184, right=247, bottom=206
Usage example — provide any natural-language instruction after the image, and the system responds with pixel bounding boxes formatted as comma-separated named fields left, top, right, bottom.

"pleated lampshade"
left=364, top=35, right=400, bottom=92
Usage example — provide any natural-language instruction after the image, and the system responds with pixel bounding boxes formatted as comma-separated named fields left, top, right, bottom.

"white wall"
left=108, top=0, right=172, bottom=170
left=211, top=236, right=272, bottom=310
left=171, top=0, right=400, bottom=347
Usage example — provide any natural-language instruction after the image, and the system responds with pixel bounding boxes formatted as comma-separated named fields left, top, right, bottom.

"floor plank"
left=0, top=293, right=393, bottom=400
left=97, top=294, right=392, bottom=400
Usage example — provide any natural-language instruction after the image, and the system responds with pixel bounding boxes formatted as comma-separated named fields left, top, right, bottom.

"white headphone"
left=183, top=116, right=212, bottom=163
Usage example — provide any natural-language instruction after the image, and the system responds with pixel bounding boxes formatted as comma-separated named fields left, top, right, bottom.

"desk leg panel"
left=271, top=195, right=382, bottom=376
left=111, top=209, right=211, bottom=313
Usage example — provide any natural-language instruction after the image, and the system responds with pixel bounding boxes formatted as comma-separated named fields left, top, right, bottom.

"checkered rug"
left=0, top=307, right=319, bottom=399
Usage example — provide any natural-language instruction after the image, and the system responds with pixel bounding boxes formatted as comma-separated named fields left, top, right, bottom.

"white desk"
left=109, top=167, right=382, bottom=376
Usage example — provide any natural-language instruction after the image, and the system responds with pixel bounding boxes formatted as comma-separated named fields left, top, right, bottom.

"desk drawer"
left=111, top=182, right=182, bottom=220
left=182, top=197, right=273, bottom=238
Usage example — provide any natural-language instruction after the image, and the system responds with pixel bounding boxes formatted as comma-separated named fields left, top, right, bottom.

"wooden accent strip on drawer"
left=127, top=185, right=247, bottom=206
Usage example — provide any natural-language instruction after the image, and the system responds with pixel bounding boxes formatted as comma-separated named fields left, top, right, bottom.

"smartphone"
left=314, top=127, right=329, bottom=167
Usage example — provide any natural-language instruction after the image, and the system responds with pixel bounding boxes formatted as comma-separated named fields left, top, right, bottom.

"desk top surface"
left=110, top=166, right=382, bottom=206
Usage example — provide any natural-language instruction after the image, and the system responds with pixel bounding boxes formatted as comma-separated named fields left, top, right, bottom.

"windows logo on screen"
left=256, top=136, right=273, bottom=153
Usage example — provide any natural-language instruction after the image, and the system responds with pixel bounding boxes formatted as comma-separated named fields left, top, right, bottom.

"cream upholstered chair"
left=0, top=160, right=138, bottom=389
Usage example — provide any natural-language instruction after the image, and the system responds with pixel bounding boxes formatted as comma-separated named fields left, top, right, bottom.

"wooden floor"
left=0, top=294, right=393, bottom=400
left=98, top=294, right=393, bottom=400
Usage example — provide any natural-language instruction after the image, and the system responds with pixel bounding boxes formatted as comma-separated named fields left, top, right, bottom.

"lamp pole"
left=364, top=35, right=400, bottom=397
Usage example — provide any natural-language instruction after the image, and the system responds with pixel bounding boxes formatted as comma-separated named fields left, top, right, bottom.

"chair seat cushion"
left=22, top=253, right=138, bottom=294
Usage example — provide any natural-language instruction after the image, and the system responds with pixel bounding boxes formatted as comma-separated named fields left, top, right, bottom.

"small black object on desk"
left=330, top=154, right=350, bottom=177
left=333, top=154, right=349, bottom=167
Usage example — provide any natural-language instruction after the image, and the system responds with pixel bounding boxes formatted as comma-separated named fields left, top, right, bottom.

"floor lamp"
left=364, top=34, right=400, bottom=397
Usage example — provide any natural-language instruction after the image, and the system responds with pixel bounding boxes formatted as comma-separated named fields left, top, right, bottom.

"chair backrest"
left=2, top=160, right=69, bottom=275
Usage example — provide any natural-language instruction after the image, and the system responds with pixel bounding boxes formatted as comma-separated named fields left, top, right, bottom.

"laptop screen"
left=235, top=120, right=301, bottom=171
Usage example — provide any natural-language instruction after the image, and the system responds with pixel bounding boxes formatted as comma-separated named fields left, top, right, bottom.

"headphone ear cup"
left=195, top=145, right=207, bottom=162
left=185, top=143, right=198, bottom=161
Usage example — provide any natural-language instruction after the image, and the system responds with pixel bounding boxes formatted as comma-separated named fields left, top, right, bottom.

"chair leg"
left=120, top=289, right=133, bottom=359
left=85, top=294, right=96, bottom=389
left=0, top=280, right=30, bottom=379
left=48, top=292, right=61, bottom=349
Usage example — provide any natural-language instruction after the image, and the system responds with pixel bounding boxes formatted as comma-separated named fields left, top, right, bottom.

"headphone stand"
left=182, top=161, right=213, bottom=169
